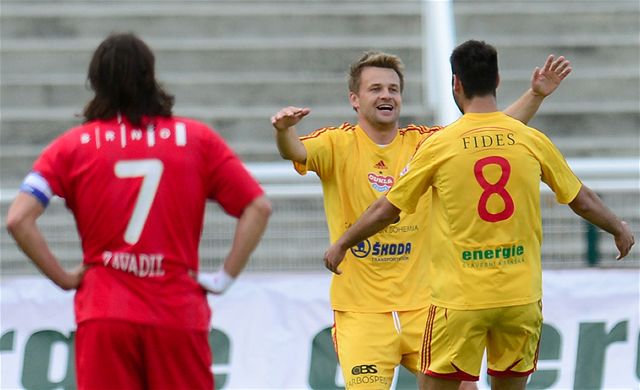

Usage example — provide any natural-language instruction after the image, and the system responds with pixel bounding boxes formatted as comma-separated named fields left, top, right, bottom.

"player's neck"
left=463, top=95, right=498, bottom=114
left=358, top=120, right=398, bottom=145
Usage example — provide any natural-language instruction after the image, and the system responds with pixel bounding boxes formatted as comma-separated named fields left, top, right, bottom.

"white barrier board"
left=1, top=269, right=638, bottom=389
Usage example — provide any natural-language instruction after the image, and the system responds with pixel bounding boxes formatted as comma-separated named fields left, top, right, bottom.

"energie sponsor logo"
left=460, top=244, right=525, bottom=268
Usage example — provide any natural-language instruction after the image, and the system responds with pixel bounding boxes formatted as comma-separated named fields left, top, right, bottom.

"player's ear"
left=349, top=91, right=359, bottom=113
left=452, top=75, right=462, bottom=93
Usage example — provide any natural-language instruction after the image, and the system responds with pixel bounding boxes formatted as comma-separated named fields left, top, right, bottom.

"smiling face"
left=349, top=66, right=402, bottom=131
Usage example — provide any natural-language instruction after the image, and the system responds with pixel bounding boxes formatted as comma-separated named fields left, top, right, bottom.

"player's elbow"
left=279, top=150, right=306, bottom=165
left=251, top=195, right=273, bottom=221
left=6, top=210, right=29, bottom=238
left=5, top=216, right=18, bottom=237
left=568, top=185, right=596, bottom=215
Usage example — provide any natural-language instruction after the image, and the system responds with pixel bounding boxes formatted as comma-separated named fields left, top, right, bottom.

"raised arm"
left=323, top=197, right=401, bottom=274
left=568, top=185, right=635, bottom=259
left=271, top=106, right=311, bottom=163
left=198, top=195, right=272, bottom=294
left=503, top=55, right=572, bottom=124
left=6, top=193, right=85, bottom=290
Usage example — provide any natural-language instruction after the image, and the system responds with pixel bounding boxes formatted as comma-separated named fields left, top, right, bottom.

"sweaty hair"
left=450, top=40, right=499, bottom=99
left=348, top=51, right=405, bottom=94
left=83, top=33, right=174, bottom=126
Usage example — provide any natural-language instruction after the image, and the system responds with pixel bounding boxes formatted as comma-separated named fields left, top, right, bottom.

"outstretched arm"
left=198, top=195, right=272, bottom=294
left=271, top=106, right=311, bottom=163
left=504, top=55, right=572, bottom=124
left=569, top=185, right=635, bottom=259
left=323, top=197, right=401, bottom=274
left=6, top=193, right=85, bottom=290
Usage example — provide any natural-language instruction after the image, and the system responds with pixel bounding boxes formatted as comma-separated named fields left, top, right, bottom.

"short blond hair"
left=348, top=51, right=405, bottom=94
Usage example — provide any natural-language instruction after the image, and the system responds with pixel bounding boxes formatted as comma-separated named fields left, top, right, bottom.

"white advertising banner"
left=1, top=269, right=639, bottom=389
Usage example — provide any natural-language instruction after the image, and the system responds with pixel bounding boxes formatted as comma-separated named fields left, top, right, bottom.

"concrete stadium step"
left=545, top=131, right=639, bottom=158
left=1, top=38, right=424, bottom=75
left=2, top=35, right=637, bottom=76
left=3, top=69, right=637, bottom=108
left=455, top=1, right=639, bottom=37
left=496, top=68, right=640, bottom=107
left=0, top=73, right=423, bottom=108
left=1, top=2, right=421, bottom=40
left=2, top=1, right=635, bottom=41
left=487, top=37, right=639, bottom=75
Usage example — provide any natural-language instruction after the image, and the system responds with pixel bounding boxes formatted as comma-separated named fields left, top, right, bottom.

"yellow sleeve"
left=535, top=132, right=583, bottom=204
left=294, top=127, right=336, bottom=179
left=387, top=138, right=435, bottom=214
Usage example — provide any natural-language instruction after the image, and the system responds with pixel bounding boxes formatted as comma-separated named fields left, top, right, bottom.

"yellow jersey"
left=387, top=112, right=582, bottom=310
left=295, top=123, right=441, bottom=312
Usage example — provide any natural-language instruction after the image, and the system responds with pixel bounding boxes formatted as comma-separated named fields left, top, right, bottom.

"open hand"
left=271, top=106, right=311, bottom=131
left=531, top=55, right=572, bottom=97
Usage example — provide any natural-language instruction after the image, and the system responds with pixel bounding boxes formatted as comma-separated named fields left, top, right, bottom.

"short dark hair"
left=450, top=40, right=498, bottom=99
left=348, top=51, right=405, bottom=94
left=83, top=33, right=174, bottom=126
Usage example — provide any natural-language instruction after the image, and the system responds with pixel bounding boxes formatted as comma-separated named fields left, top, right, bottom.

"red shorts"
left=75, top=319, right=213, bottom=390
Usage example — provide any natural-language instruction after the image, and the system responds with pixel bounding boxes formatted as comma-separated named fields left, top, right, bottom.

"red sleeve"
left=204, top=130, right=264, bottom=218
left=31, top=135, right=71, bottom=200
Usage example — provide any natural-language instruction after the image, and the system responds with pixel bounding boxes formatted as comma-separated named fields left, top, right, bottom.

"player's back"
left=394, top=111, right=581, bottom=309
left=31, top=115, right=241, bottom=328
left=432, top=112, right=545, bottom=247
left=36, top=116, right=224, bottom=269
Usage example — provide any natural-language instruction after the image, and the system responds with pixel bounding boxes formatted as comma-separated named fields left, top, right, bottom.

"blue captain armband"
left=20, top=172, right=53, bottom=208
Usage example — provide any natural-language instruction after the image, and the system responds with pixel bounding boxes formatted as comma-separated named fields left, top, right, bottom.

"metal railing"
left=1, top=158, right=638, bottom=274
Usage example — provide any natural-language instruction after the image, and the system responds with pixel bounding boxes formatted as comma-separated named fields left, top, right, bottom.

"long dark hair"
left=83, top=33, right=174, bottom=126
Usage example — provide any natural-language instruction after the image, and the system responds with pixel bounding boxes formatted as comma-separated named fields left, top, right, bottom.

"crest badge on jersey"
left=368, top=173, right=394, bottom=192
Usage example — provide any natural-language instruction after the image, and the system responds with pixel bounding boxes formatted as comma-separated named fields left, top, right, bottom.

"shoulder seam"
left=399, top=124, right=443, bottom=136
left=300, top=122, right=356, bottom=140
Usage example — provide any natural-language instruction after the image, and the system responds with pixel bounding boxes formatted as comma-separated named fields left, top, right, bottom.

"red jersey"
left=31, top=116, right=264, bottom=330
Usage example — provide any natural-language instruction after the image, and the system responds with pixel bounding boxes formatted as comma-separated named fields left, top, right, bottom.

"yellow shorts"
left=332, top=308, right=428, bottom=389
left=420, top=301, right=542, bottom=381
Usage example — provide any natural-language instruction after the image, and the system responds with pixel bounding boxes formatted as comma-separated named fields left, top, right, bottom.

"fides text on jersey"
left=461, top=132, right=515, bottom=149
